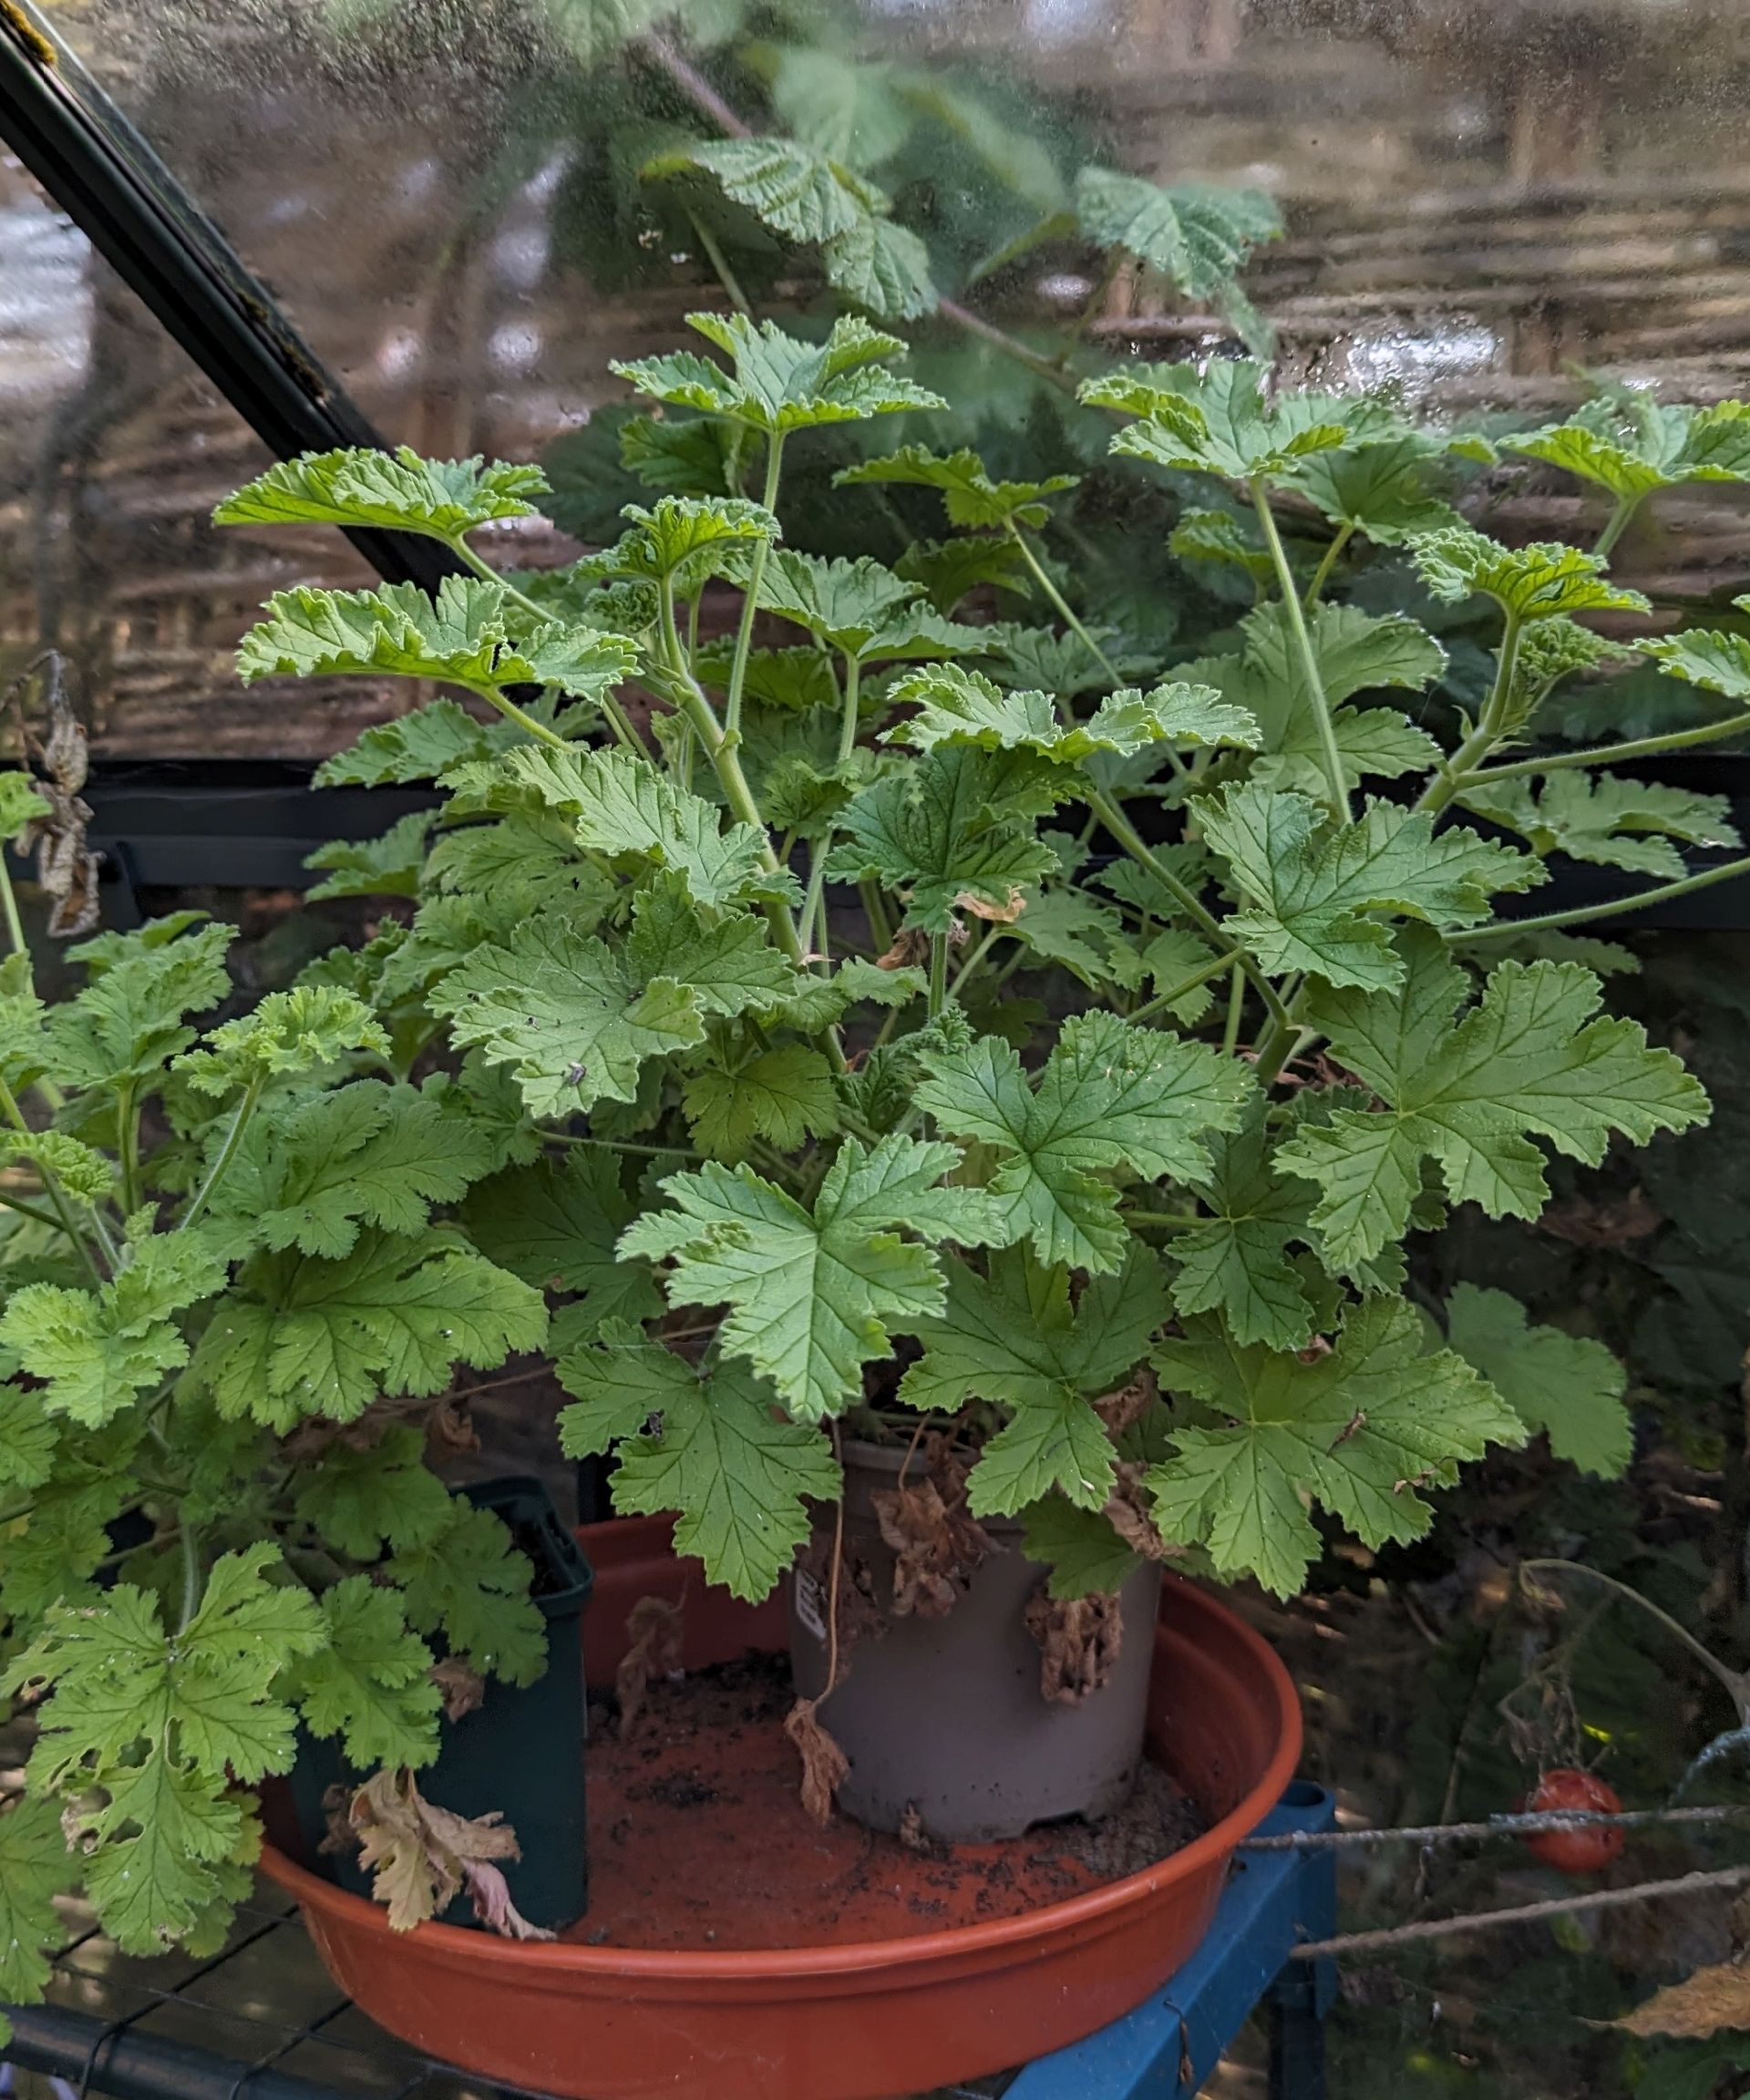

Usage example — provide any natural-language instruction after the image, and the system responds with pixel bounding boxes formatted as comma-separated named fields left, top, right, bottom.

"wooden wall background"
left=6, top=0, right=1750, bottom=757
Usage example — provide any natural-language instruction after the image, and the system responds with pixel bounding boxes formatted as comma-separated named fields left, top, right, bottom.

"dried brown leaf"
left=1025, top=1584, right=1125, bottom=1705
left=460, top=1858, right=556, bottom=1941
left=317, top=1781, right=357, bottom=1858
left=616, top=1595, right=685, bottom=1738
left=349, top=1768, right=527, bottom=1934
left=428, top=1656, right=486, bottom=1723
left=898, top=1802, right=930, bottom=1853
left=953, top=886, right=1025, bottom=923
left=784, top=1695, right=849, bottom=1827
left=425, top=1395, right=481, bottom=1462
left=1094, top=1366, right=1158, bottom=1436
left=1104, top=1459, right=1179, bottom=1563
left=1610, top=1959, right=1750, bottom=2039
left=875, top=927, right=932, bottom=970
left=870, top=1473, right=992, bottom=1620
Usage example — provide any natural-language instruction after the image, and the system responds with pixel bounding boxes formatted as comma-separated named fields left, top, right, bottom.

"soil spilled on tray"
left=566, top=1652, right=1206, bottom=1952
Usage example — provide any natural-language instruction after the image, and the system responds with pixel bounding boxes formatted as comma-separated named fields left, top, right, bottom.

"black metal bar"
left=0, top=0, right=463, bottom=598
left=3, top=2002, right=378, bottom=2100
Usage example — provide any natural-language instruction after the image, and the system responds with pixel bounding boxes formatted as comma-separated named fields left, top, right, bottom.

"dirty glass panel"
left=0, top=155, right=417, bottom=755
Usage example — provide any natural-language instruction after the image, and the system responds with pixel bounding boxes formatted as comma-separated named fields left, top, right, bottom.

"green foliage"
left=1505, top=397, right=1750, bottom=502
left=559, top=1326, right=838, bottom=1599
left=1148, top=1296, right=1525, bottom=1596
left=28, top=304, right=1711, bottom=1975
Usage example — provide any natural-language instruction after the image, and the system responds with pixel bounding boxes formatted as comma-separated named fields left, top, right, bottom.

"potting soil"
left=567, top=1653, right=1206, bottom=1951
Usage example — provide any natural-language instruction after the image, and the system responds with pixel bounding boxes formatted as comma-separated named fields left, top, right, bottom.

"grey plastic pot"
left=788, top=1439, right=1162, bottom=1842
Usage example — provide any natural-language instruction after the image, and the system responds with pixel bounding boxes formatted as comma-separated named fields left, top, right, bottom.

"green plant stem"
left=724, top=439, right=786, bottom=744
left=687, top=208, right=752, bottom=316
left=1084, top=787, right=1290, bottom=1034
left=950, top=923, right=1004, bottom=995
left=116, top=1081, right=141, bottom=1217
left=447, top=541, right=644, bottom=757
left=1593, top=494, right=1642, bottom=563
left=1126, top=947, right=1237, bottom=1027
left=1124, top=1210, right=1205, bottom=1231
left=1457, top=852, right=1750, bottom=942
left=860, top=879, right=893, bottom=957
left=87, top=1205, right=121, bottom=1271
left=1220, top=961, right=1246, bottom=1055
left=180, top=1074, right=266, bottom=1232
left=0, top=1074, right=100, bottom=1284
left=654, top=585, right=847, bottom=1072
left=797, top=655, right=864, bottom=966
left=1304, top=520, right=1356, bottom=608
left=928, top=932, right=950, bottom=1016
left=177, top=1518, right=202, bottom=1637
left=1418, top=612, right=1524, bottom=818
left=0, top=1186, right=68, bottom=1232
left=1251, top=477, right=1351, bottom=821
left=551, top=1131, right=699, bottom=1162
left=1463, top=709, right=1750, bottom=787
left=1518, top=1558, right=1750, bottom=1723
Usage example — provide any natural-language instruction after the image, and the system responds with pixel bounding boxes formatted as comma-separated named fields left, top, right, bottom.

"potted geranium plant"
left=0, top=725, right=592, bottom=1990
left=195, top=316, right=1747, bottom=1879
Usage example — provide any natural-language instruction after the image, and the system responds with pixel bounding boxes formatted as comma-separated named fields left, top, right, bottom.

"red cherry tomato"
left=1521, top=1768, right=1625, bottom=1873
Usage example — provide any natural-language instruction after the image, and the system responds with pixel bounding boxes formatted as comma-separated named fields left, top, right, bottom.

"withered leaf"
left=616, top=1594, right=685, bottom=1738
left=1025, top=1582, right=1125, bottom=1705
left=428, top=1655, right=486, bottom=1723
left=870, top=1463, right=993, bottom=1620
left=784, top=1694, right=849, bottom=1827
left=349, top=1767, right=551, bottom=1939
left=1611, top=1959, right=1750, bottom=2039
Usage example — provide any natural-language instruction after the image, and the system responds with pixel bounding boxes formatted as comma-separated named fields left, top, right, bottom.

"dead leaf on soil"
left=349, top=1767, right=553, bottom=1940
left=317, top=1781, right=356, bottom=1857
left=785, top=1695, right=849, bottom=1827
left=870, top=1466, right=993, bottom=1619
left=617, top=1595, right=685, bottom=1738
left=1608, top=1958, right=1750, bottom=2038
left=429, top=1656, right=486, bottom=1722
left=1025, top=1584, right=1124, bottom=1705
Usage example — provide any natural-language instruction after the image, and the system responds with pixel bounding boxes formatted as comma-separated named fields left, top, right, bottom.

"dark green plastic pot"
left=290, top=1475, right=593, bottom=1932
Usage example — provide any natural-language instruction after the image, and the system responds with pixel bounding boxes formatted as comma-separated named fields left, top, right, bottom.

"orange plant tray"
left=260, top=1516, right=1301, bottom=2100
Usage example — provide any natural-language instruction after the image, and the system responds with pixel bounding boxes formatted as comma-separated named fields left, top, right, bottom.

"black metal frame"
left=0, top=0, right=461, bottom=599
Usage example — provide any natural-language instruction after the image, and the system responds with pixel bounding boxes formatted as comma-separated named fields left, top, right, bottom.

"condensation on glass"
left=8, top=0, right=1750, bottom=754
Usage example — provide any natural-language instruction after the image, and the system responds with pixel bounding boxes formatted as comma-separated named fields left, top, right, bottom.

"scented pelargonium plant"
left=6, top=322, right=1747, bottom=1989
left=209, top=324, right=1750, bottom=1618
left=0, top=846, right=568, bottom=1991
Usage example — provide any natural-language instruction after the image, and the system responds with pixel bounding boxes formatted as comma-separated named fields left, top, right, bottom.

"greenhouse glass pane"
left=0, top=157, right=412, bottom=756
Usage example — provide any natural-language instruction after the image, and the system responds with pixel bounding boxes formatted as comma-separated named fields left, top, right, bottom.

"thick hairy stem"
left=1417, top=612, right=1524, bottom=817
left=0, top=848, right=26, bottom=959
left=656, top=600, right=848, bottom=1072
left=1084, top=788, right=1290, bottom=1034
left=1593, top=493, right=1643, bottom=564
left=180, top=1074, right=267, bottom=1232
left=178, top=1518, right=203, bottom=1637
left=725, top=443, right=786, bottom=743
left=1464, top=709, right=1750, bottom=787
left=1303, top=520, right=1356, bottom=608
left=797, top=658, right=862, bottom=969
left=117, top=1081, right=141, bottom=1218
left=1125, top=946, right=1237, bottom=1027
left=1251, top=478, right=1351, bottom=821
left=927, top=932, right=950, bottom=1017
left=448, top=540, right=644, bottom=757
left=1458, top=852, right=1750, bottom=942
left=687, top=207, right=753, bottom=316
